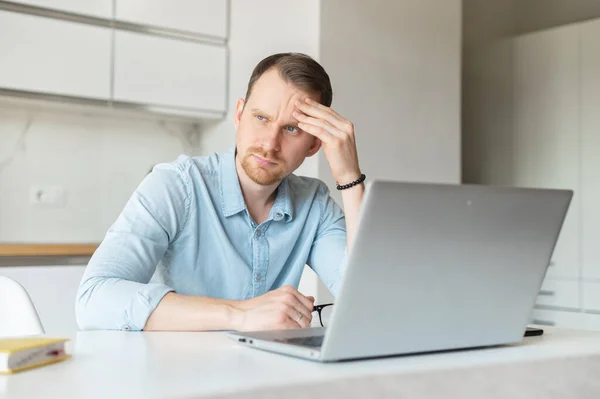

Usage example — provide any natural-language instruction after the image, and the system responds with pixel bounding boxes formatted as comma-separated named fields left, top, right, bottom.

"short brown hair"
left=245, top=53, right=333, bottom=107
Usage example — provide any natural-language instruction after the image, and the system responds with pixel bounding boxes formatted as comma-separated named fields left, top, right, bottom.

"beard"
left=241, top=147, right=286, bottom=185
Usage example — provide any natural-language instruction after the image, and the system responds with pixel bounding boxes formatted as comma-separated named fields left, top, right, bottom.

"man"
left=76, top=53, right=364, bottom=332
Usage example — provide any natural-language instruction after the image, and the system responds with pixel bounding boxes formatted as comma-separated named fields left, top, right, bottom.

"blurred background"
left=0, top=0, right=598, bottom=335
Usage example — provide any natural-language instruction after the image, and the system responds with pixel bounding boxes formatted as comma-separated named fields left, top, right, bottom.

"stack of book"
left=0, top=337, right=70, bottom=374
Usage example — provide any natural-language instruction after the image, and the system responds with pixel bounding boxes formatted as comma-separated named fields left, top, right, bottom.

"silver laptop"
left=229, top=180, right=572, bottom=362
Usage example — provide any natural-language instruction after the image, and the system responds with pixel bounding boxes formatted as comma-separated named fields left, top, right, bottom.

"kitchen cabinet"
left=530, top=308, right=585, bottom=329
left=513, top=25, right=581, bottom=280
left=581, top=19, right=600, bottom=281
left=113, top=30, right=226, bottom=112
left=583, top=282, right=600, bottom=312
left=536, top=279, right=580, bottom=310
left=0, top=10, right=111, bottom=100
left=474, top=18, right=600, bottom=331
left=115, top=0, right=227, bottom=39
left=9, top=0, right=112, bottom=19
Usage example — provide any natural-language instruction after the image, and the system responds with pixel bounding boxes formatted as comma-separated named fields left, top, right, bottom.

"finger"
left=283, top=306, right=311, bottom=328
left=299, top=97, right=345, bottom=119
left=279, top=286, right=315, bottom=317
left=296, top=99, right=351, bottom=132
left=297, top=122, right=335, bottom=144
left=307, top=297, right=316, bottom=312
left=273, top=308, right=301, bottom=330
left=282, top=295, right=313, bottom=323
left=296, top=100, right=345, bottom=131
left=305, top=97, right=345, bottom=120
left=288, top=288, right=316, bottom=314
left=293, top=111, right=344, bottom=138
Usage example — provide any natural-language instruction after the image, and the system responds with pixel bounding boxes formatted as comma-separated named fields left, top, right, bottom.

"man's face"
left=234, top=68, right=321, bottom=186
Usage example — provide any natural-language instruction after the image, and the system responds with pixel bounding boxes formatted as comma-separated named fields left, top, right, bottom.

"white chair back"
left=0, top=275, right=45, bottom=338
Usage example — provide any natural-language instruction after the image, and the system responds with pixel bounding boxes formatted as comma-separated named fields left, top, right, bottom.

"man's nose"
left=261, top=125, right=282, bottom=152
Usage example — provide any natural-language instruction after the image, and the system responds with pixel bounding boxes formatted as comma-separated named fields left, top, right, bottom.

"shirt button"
left=123, top=325, right=131, bottom=331
left=255, top=229, right=262, bottom=237
left=255, top=274, right=262, bottom=281
left=275, top=212, right=283, bottom=221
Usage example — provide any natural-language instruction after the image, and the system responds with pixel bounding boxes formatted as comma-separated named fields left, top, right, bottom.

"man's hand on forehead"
left=293, top=98, right=361, bottom=185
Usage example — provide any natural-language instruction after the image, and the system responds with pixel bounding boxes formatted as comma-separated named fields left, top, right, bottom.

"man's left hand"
left=294, top=98, right=361, bottom=185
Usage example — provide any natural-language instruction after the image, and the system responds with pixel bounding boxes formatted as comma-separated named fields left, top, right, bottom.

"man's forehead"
left=250, top=69, right=319, bottom=103
left=246, top=92, right=311, bottom=121
left=246, top=91, right=306, bottom=111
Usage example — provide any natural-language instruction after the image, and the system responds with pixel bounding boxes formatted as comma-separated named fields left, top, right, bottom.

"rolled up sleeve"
left=307, top=184, right=348, bottom=297
left=76, top=158, right=192, bottom=331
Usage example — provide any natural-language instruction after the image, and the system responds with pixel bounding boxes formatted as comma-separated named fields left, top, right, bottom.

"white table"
left=2, top=327, right=600, bottom=398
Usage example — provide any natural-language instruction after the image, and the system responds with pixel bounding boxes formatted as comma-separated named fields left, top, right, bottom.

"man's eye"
left=256, top=115, right=266, bottom=121
left=285, top=126, right=298, bottom=133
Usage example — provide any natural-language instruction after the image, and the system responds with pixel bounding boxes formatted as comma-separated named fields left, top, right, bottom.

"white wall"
left=461, top=0, right=516, bottom=184
left=315, top=0, right=462, bottom=302
left=0, top=105, right=199, bottom=242
left=319, top=0, right=462, bottom=207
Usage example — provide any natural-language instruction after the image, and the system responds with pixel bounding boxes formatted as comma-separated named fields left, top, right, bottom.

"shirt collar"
left=220, top=147, right=294, bottom=222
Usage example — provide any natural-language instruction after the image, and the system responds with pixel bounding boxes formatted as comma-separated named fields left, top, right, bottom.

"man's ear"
left=234, top=98, right=245, bottom=129
left=306, top=138, right=322, bottom=157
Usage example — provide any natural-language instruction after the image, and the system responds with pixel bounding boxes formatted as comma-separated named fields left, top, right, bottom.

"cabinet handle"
left=531, top=319, right=556, bottom=326
left=538, top=290, right=555, bottom=296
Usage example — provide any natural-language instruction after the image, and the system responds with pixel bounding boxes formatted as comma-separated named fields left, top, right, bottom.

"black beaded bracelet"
left=336, top=174, right=366, bottom=190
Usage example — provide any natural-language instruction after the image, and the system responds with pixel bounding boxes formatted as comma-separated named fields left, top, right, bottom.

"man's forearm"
left=144, top=292, right=242, bottom=331
left=340, top=182, right=365, bottom=251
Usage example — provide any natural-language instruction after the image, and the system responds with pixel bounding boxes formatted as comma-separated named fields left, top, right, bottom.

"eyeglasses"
left=312, top=303, right=334, bottom=327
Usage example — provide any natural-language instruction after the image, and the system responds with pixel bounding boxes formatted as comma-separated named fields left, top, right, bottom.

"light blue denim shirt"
left=76, top=147, right=347, bottom=331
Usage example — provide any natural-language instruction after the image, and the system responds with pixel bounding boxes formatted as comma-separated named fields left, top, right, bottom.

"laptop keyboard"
left=276, top=335, right=324, bottom=348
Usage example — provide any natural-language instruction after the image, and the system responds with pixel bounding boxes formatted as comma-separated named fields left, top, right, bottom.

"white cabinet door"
left=115, top=0, right=227, bottom=38
left=10, top=0, right=112, bottom=19
left=513, top=25, right=580, bottom=280
left=530, top=308, right=584, bottom=329
left=113, top=30, right=226, bottom=112
left=0, top=11, right=111, bottom=100
left=536, top=279, right=580, bottom=310
left=531, top=308, right=600, bottom=332
left=582, top=282, right=600, bottom=312
left=0, top=266, right=86, bottom=336
left=581, top=20, right=600, bottom=281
